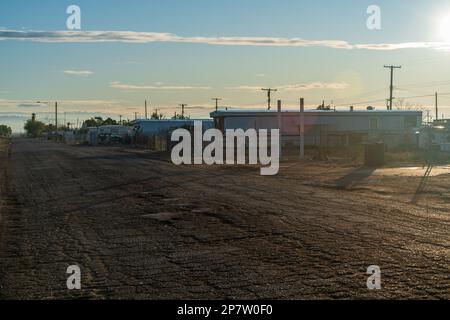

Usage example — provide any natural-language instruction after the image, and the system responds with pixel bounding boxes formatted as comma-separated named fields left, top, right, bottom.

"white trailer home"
left=210, top=109, right=423, bottom=148
left=131, top=119, right=215, bottom=151
left=87, top=125, right=133, bottom=145
left=132, top=119, right=214, bottom=136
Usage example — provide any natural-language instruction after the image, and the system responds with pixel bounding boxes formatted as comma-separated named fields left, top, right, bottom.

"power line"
left=433, top=94, right=450, bottom=102
left=335, top=98, right=387, bottom=107
left=396, top=87, right=431, bottom=96
left=397, top=79, right=450, bottom=89
left=331, top=87, right=388, bottom=104
left=333, top=82, right=450, bottom=108
left=334, top=92, right=450, bottom=109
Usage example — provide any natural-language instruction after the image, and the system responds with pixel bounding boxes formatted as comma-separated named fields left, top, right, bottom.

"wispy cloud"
left=281, top=82, right=349, bottom=91
left=64, top=70, right=93, bottom=76
left=17, top=103, right=43, bottom=108
left=229, top=82, right=349, bottom=92
left=110, top=81, right=211, bottom=90
left=0, top=29, right=446, bottom=51
left=0, top=99, right=122, bottom=110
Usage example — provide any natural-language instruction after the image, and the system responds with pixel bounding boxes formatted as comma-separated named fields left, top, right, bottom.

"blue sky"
left=2, top=0, right=450, bottom=132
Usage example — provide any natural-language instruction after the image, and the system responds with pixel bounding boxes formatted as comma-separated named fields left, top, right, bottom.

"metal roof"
left=210, top=109, right=422, bottom=117
left=131, top=119, right=213, bottom=124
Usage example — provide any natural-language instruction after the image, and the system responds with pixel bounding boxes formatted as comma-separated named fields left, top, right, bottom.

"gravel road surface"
left=0, top=138, right=448, bottom=299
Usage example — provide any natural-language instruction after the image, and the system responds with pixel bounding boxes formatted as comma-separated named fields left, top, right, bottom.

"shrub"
left=0, top=124, right=12, bottom=138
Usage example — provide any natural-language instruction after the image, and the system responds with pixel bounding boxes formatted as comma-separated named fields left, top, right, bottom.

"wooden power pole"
left=145, top=100, right=148, bottom=119
left=179, top=104, right=187, bottom=118
left=435, top=92, right=438, bottom=121
left=262, top=88, right=278, bottom=110
left=212, top=98, right=222, bottom=112
left=384, top=65, right=402, bottom=110
left=55, top=102, right=58, bottom=141
left=300, top=98, right=305, bottom=159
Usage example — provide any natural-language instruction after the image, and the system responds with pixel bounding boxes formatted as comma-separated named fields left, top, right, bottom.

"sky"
left=2, top=0, right=450, bottom=132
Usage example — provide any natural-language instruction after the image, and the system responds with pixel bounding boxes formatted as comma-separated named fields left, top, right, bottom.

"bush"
left=24, top=120, right=46, bottom=138
left=0, top=125, right=12, bottom=138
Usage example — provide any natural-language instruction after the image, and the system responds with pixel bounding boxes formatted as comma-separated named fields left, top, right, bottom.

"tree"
left=394, top=99, right=426, bottom=111
left=0, top=125, right=12, bottom=138
left=83, top=117, right=118, bottom=127
left=103, top=117, right=118, bottom=125
left=151, top=111, right=165, bottom=120
left=24, top=119, right=46, bottom=138
left=172, top=113, right=190, bottom=120
left=83, top=117, right=102, bottom=127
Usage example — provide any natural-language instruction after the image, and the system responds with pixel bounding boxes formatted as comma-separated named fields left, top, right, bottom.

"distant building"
left=131, top=119, right=215, bottom=151
left=87, top=125, right=133, bottom=145
left=132, top=119, right=214, bottom=136
left=433, top=119, right=450, bottom=128
left=418, top=120, right=450, bottom=151
left=210, top=109, right=423, bottom=148
left=97, top=125, right=133, bottom=136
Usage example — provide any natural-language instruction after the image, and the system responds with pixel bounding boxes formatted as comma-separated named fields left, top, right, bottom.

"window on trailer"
left=370, top=118, right=379, bottom=130
left=404, top=115, right=419, bottom=128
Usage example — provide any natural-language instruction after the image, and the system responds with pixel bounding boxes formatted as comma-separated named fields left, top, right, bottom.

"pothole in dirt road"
left=141, top=206, right=214, bottom=223
left=142, top=212, right=184, bottom=222
left=190, top=208, right=213, bottom=214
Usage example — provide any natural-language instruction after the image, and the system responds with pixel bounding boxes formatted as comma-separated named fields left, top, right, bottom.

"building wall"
left=97, top=125, right=133, bottom=136
left=223, top=114, right=420, bottom=134
left=216, top=112, right=422, bottom=147
left=135, top=120, right=214, bottom=136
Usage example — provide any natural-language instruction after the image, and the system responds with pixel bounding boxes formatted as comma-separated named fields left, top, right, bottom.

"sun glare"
left=439, top=14, right=450, bottom=43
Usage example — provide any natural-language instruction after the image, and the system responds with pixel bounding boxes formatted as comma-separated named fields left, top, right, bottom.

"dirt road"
left=0, top=138, right=449, bottom=299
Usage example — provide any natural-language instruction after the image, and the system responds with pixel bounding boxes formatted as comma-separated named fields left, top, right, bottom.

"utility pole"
left=212, top=98, right=222, bottom=112
left=262, top=88, right=277, bottom=110
left=145, top=100, right=148, bottom=119
left=300, top=98, right=305, bottom=159
left=119, top=115, right=123, bottom=124
left=179, top=104, right=187, bottom=118
left=55, top=102, right=58, bottom=141
left=384, top=65, right=402, bottom=110
left=36, top=101, right=58, bottom=140
left=277, top=100, right=282, bottom=158
left=134, top=112, right=138, bottom=120
left=435, top=92, right=438, bottom=121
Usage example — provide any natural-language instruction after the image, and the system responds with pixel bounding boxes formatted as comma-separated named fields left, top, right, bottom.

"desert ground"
left=0, top=137, right=449, bottom=299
